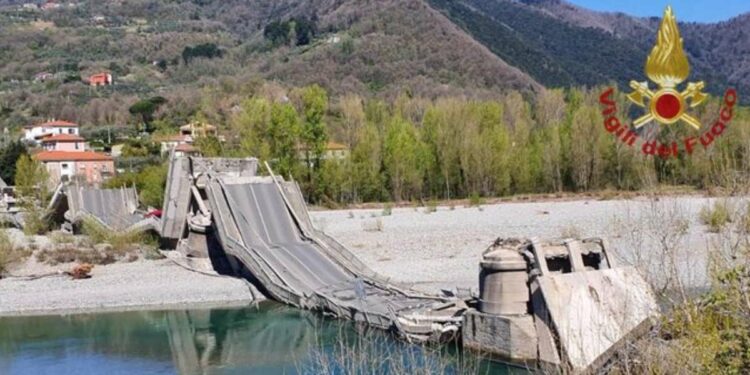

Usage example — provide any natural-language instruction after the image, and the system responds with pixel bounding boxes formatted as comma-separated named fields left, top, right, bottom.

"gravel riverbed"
left=313, top=195, right=726, bottom=294
left=0, top=195, right=728, bottom=316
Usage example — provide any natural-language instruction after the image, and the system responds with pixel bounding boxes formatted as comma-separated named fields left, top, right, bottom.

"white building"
left=24, top=120, right=80, bottom=145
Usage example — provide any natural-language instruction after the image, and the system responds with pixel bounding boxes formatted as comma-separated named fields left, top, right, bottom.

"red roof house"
left=88, top=73, right=113, bottom=86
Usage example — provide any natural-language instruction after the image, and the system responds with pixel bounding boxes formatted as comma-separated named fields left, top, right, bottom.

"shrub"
left=0, top=229, right=13, bottom=275
left=50, top=231, right=75, bottom=245
left=468, top=192, right=484, bottom=207
left=81, top=218, right=156, bottom=253
left=425, top=200, right=438, bottom=214
left=382, top=203, right=393, bottom=216
left=700, top=201, right=732, bottom=233
left=0, top=229, right=30, bottom=276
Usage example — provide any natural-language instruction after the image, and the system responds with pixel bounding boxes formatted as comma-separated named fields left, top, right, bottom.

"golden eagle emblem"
left=627, top=6, right=708, bottom=129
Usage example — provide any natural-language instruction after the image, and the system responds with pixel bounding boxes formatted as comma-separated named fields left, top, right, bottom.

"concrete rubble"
left=462, top=237, right=660, bottom=372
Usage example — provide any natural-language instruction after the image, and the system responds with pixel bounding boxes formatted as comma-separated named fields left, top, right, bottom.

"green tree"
left=383, top=116, right=426, bottom=201
left=129, top=97, right=167, bottom=133
left=351, top=122, right=385, bottom=202
left=0, top=141, right=27, bottom=185
left=234, top=98, right=272, bottom=161
left=14, top=155, right=50, bottom=235
left=104, top=163, right=167, bottom=208
left=268, top=102, right=301, bottom=179
left=194, top=136, right=223, bottom=157
left=300, top=85, right=329, bottom=202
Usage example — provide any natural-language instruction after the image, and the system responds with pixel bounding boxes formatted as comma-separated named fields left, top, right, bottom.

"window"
left=61, top=163, right=69, bottom=170
left=68, top=128, right=74, bottom=134
left=75, top=143, right=79, bottom=150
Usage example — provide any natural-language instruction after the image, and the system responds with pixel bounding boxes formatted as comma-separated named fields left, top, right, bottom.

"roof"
left=174, top=143, right=198, bottom=153
left=41, top=134, right=85, bottom=142
left=34, top=151, right=113, bottom=162
left=25, top=120, right=79, bottom=129
left=153, top=134, right=188, bottom=143
left=89, top=73, right=110, bottom=82
left=180, top=122, right=217, bottom=131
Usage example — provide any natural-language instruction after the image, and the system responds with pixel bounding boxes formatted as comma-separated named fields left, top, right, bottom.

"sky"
left=566, top=0, right=750, bottom=23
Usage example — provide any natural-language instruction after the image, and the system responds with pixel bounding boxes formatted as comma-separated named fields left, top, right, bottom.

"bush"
left=425, top=200, right=438, bottom=214
left=50, top=231, right=75, bottom=245
left=182, top=43, right=223, bottom=64
left=468, top=192, right=484, bottom=207
left=382, top=203, right=392, bottom=216
left=0, top=229, right=13, bottom=275
left=0, top=229, right=29, bottom=276
left=104, top=163, right=167, bottom=208
left=700, top=201, right=732, bottom=233
left=81, top=218, right=157, bottom=253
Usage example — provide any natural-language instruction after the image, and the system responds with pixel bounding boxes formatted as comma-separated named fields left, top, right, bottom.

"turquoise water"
left=0, top=303, right=523, bottom=374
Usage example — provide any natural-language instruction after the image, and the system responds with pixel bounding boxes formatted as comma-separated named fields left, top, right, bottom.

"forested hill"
left=427, top=0, right=750, bottom=96
left=0, top=0, right=748, bottom=131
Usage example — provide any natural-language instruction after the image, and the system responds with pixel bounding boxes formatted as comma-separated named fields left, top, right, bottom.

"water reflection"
left=0, top=303, right=518, bottom=374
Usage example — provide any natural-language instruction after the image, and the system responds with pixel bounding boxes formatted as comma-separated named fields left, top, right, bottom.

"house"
left=174, top=143, right=200, bottom=157
left=41, top=134, right=86, bottom=151
left=34, top=72, right=54, bottom=82
left=297, top=141, right=350, bottom=161
left=35, top=151, right=114, bottom=186
left=41, top=1, right=61, bottom=11
left=88, top=72, right=113, bottom=86
left=154, top=121, right=220, bottom=156
left=154, top=134, right=190, bottom=155
left=24, top=120, right=79, bottom=144
left=180, top=121, right=218, bottom=139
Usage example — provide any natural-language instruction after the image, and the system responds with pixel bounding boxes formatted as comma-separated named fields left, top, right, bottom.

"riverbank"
left=0, top=259, right=259, bottom=317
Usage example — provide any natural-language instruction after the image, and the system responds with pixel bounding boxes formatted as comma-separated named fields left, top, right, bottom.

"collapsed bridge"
left=160, top=157, right=466, bottom=341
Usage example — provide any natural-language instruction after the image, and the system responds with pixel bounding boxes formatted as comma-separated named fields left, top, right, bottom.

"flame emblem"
left=627, top=6, right=708, bottom=129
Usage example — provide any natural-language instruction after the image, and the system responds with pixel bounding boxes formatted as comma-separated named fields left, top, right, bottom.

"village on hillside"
left=3, top=118, right=350, bottom=187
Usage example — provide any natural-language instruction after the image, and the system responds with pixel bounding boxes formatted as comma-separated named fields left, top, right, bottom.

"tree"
left=300, top=85, right=329, bottom=202
left=182, top=43, right=223, bottom=65
left=14, top=155, right=49, bottom=235
left=104, top=163, right=167, bottom=208
left=384, top=116, right=426, bottom=201
left=234, top=98, right=272, bottom=160
left=268, top=102, right=301, bottom=179
left=129, top=97, right=167, bottom=133
left=351, top=122, right=385, bottom=202
left=0, top=141, right=27, bottom=185
left=194, top=135, right=223, bottom=157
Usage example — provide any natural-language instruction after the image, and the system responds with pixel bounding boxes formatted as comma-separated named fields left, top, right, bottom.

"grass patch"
left=468, top=192, right=484, bottom=208
left=80, top=218, right=157, bottom=253
left=614, top=265, right=750, bottom=373
left=700, top=201, right=732, bottom=233
left=49, top=231, right=75, bottom=245
left=425, top=200, right=438, bottom=214
left=0, top=229, right=31, bottom=276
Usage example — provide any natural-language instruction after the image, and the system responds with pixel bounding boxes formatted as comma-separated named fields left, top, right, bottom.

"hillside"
left=0, top=0, right=747, bottom=132
left=0, top=0, right=539, bottom=132
left=427, top=0, right=749, bottom=96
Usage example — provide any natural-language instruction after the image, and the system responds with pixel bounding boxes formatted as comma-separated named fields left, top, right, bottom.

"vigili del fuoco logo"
left=599, top=6, right=738, bottom=158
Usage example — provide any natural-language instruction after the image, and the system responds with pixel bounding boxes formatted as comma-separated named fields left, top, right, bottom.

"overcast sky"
left=566, top=0, right=750, bottom=23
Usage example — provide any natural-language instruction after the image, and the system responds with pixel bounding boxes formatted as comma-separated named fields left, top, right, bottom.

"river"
left=0, top=302, right=523, bottom=374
